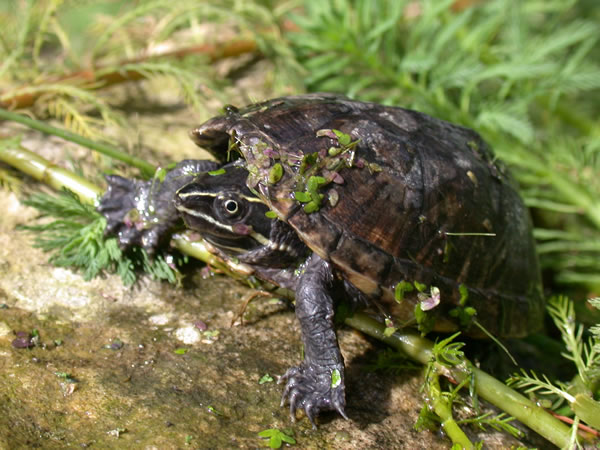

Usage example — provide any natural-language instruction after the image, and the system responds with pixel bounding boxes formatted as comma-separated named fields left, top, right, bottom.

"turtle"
left=98, top=93, right=544, bottom=426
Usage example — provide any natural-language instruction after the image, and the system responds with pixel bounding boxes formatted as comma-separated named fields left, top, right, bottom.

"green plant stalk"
left=0, top=108, right=155, bottom=177
left=0, top=146, right=102, bottom=204
left=572, top=393, right=600, bottom=430
left=0, top=142, right=577, bottom=448
left=344, top=314, right=574, bottom=449
left=472, top=368, right=573, bottom=447
left=428, top=371, right=474, bottom=449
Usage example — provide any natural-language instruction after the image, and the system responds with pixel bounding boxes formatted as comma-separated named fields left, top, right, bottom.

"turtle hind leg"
left=278, top=253, right=348, bottom=427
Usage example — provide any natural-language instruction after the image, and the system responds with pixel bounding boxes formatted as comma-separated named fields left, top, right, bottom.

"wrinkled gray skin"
left=99, top=162, right=351, bottom=426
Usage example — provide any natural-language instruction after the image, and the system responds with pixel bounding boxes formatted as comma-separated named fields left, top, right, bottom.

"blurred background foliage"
left=1, top=0, right=599, bottom=301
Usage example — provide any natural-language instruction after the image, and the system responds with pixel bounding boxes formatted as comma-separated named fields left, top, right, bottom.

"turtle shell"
left=191, top=94, right=544, bottom=337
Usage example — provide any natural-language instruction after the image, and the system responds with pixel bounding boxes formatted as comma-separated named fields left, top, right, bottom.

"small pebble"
left=12, top=331, right=33, bottom=349
left=194, top=320, right=208, bottom=331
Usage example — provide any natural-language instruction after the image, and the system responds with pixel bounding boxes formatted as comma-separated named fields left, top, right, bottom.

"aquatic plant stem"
left=428, top=371, right=474, bottom=449
left=0, top=108, right=156, bottom=177
left=0, top=145, right=102, bottom=204
left=345, top=314, right=573, bottom=448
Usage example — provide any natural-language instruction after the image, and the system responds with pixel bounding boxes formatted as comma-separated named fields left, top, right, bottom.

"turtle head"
left=174, top=164, right=273, bottom=257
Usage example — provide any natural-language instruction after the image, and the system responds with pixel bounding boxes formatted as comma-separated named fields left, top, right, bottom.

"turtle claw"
left=334, top=400, right=349, bottom=420
left=304, top=403, right=318, bottom=430
left=278, top=363, right=346, bottom=427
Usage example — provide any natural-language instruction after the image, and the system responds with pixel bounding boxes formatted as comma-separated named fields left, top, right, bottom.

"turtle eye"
left=224, top=199, right=239, bottom=215
left=215, top=194, right=247, bottom=223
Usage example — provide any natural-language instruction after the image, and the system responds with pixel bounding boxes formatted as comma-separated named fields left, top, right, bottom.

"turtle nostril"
left=173, top=194, right=182, bottom=207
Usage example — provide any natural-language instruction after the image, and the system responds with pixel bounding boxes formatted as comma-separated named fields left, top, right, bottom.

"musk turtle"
left=98, top=93, right=544, bottom=426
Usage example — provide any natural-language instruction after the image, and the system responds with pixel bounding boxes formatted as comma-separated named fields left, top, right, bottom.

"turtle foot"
left=98, top=160, right=219, bottom=255
left=97, top=175, right=167, bottom=255
left=279, top=363, right=347, bottom=428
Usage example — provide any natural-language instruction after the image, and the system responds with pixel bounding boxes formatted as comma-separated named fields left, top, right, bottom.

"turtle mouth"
left=202, top=235, right=253, bottom=256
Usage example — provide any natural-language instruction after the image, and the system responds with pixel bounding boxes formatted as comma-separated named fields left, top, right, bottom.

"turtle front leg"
left=279, top=253, right=348, bottom=427
left=98, top=159, right=218, bottom=255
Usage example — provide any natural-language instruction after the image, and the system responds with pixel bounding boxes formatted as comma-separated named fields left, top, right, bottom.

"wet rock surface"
left=0, top=233, right=449, bottom=449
